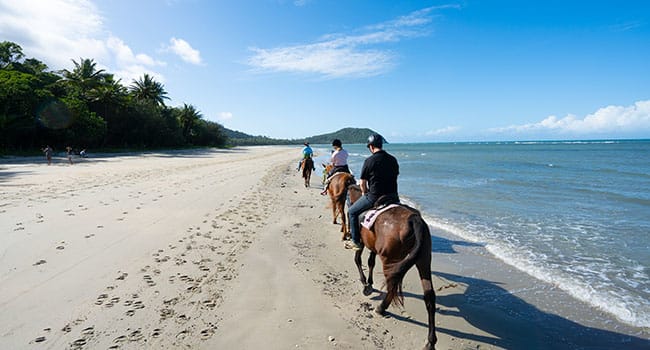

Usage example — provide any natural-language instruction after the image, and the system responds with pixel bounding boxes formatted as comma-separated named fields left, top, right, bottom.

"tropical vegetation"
left=0, top=41, right=226, bottom=154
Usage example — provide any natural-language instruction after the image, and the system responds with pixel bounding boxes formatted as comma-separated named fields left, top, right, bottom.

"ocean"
left=313, top=139, right=649, bottom=331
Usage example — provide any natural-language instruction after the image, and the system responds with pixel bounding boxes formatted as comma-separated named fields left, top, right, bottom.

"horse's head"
left=323, top=164, right=334, bottom=172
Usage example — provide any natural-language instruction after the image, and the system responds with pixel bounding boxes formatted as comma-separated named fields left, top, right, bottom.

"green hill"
left=305, top=127, right=378, bottom=145
left=223, top=127, right=380, bottom=146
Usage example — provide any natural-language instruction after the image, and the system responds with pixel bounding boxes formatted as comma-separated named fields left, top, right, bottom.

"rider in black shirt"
left=345, top=133, right=399, bottom=250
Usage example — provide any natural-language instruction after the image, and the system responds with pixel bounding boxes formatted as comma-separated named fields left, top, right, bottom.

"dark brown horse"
left=324, top=164, right=355, bottom=240
left=348, top=185, right=437, bottom=350
left=301, top=157, right=314, bottom=187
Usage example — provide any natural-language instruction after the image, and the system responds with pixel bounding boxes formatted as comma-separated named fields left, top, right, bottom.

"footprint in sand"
left=143, top=274, right=156, bottom=286
left=176, top=330, right=189, bottom=340
left=33, top=259, right=46, bottom=266
left=201, top=324, right=217, bottom=340
left=70, top=338, right=87, bottom=349
left=116, top=272, right=128, bottom=280
left=84, top=233, right=95, bottom=239
left=128, top=329, right=144, bottom=342
left=202, top=299, right=217, bottom=309
left=160, top=308, right=175, bottom=320
left=112, top=335, right=127, bottom=344
left=95, top=293, right=108, bottom=305
left=33, top=336, right=46, bottom=343
left=80, top=326, right=94, bottom=336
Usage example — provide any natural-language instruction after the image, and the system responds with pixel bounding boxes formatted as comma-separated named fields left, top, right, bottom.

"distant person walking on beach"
left=43, top=145, right=53, bottom=165
left=66, top=146, right=73, bottom=165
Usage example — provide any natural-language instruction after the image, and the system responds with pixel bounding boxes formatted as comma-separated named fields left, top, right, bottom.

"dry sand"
left=1, top=147, right=648, bottom=350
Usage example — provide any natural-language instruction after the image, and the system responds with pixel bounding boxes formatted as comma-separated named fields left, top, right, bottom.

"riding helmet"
left=332, top=139, right=342, bottom=147
left=366, top=133, right=384, bottom=148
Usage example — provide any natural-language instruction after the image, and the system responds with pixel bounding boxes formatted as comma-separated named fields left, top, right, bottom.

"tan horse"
left=348, top=185, right=437, bottom=350
left=300, top=157, right=313, bottom=187
left=324, top=164, right=355, bottom=240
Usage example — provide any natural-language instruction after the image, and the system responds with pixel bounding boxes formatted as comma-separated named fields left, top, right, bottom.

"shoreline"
left=1, top=147, right=648, bottom=349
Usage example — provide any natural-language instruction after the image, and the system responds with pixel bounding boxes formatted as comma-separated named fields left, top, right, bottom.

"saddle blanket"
left=325, top=171, right=347, bottom=183
left=361, top=204, right=401, bottom=230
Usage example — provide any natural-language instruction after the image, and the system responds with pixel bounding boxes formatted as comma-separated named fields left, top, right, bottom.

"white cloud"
left=247, top=5, right=453, bottom=78
left=106, top=37, right=166, bottom=83
left=0, top=0, right=165, bottom=84
left=166, top=37, right=203, bottom=65
left=426, top=126, right=460, bottom=135
left=490, top=100, right=650, bottom=135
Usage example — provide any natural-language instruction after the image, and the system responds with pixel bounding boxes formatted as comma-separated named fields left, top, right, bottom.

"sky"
left=1, top=0, right=649, bottom=142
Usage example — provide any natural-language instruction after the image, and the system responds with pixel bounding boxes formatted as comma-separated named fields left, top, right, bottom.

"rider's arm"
left=359, top=179, right=368, bottom=195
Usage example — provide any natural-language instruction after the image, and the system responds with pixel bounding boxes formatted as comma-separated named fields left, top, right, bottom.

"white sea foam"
left=419, top=212, right=650, bottom=328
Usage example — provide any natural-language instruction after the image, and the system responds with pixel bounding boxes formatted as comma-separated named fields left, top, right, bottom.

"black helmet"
left=332, top=139, right=342, bottom=147
left=366, top=133, right=384, bottom=148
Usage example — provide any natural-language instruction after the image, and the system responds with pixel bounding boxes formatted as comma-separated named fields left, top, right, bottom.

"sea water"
left=314, top=140, right=649, bottom=330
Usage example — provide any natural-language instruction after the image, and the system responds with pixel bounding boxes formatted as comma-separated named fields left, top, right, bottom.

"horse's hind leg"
left=416, top=258, right=437, bottom=349
left=354, top=249, right=368, bottom=290
left=331, top=200, right=338, bottom=225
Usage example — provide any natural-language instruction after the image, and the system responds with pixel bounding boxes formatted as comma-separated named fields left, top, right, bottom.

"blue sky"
left=1, top=0, right=649, bottom=142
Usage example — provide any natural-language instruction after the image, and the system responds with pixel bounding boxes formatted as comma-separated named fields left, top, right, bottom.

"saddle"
left=324, top=170, right=350, bottom=183
left=360, top=194, right=401, bottom=230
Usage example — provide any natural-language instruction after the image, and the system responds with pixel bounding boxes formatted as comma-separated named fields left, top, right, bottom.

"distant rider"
left=298, top=142, right=315, bottom=171
left=321, top=139, right=350, bottom=195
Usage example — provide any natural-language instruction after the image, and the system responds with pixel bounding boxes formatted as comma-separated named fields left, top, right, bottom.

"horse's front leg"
left=331, top=199, right=338, bottom=225
left=340, top=202, right=349, bottom=240
left=363, top=251, right=376, bottom=296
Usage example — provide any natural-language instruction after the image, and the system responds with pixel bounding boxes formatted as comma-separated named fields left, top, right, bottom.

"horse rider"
left=345, top=133, right=399, bottom=250
left=298, top=141, right=315, bottom=171
left=320, top=139, right=350, bottom=195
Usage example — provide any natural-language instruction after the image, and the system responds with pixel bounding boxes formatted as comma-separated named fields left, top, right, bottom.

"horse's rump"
left=301, top=158, right=313, bottom=178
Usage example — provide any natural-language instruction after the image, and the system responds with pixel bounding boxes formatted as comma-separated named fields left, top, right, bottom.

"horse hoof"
left=422, top=340, right=435, bottom=350
left=362, top=285, right=373, bottom=296
left=374, top=305, right=386, bottom=316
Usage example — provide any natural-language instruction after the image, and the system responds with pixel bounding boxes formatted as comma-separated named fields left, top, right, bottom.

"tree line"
left=0, top=41, right=226, bottom=154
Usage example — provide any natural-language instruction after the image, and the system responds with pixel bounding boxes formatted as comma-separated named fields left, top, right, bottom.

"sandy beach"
left=1, top=147, right=648, bottom=350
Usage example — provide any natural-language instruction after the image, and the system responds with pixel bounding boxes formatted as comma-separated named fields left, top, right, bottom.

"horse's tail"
left=344, top=174, right=356, bottom=189
left=384, top=213, right=430, bottom=307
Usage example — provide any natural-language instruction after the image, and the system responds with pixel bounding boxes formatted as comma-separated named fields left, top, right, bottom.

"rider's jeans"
left=347, top=195, right=373, bottom=244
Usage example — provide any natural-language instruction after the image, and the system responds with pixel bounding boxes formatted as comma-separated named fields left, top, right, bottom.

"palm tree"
left=61, top=58, right=107, bottom=96
left=178, top=103, right=202, bottom=141
left=129, top=74, right=169, bottom=106
left=0, top=41, right=25, bottom=69
left=87, top=74, right=127, bottom=119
